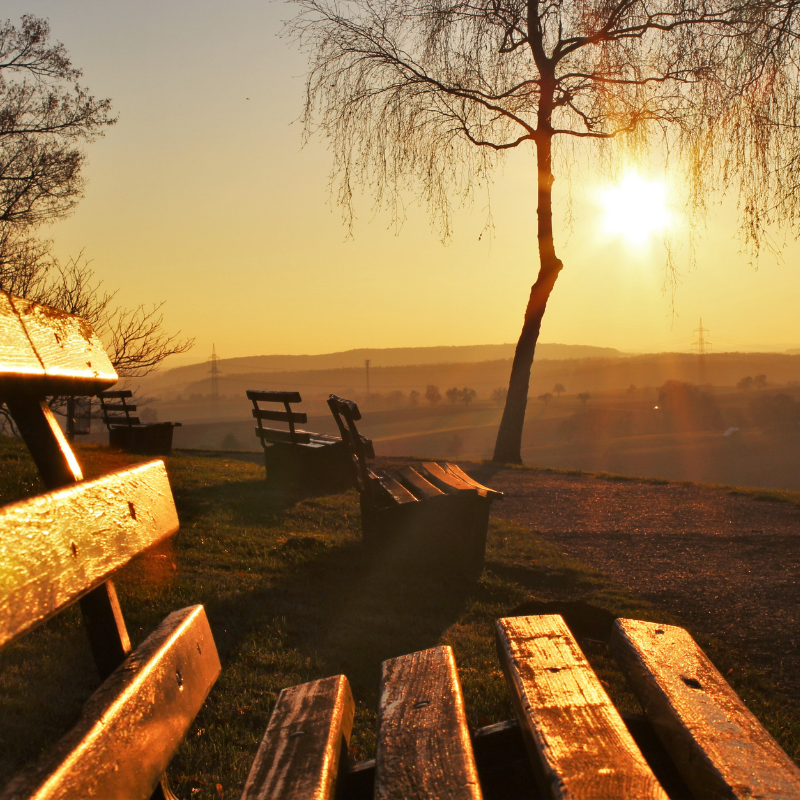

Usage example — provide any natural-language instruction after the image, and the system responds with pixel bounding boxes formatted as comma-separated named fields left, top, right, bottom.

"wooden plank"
left=375, top=646, right=482, bottom=800
left=418, top=462, right=479, bottom=496
left=252, top=407, right=308, bottom=424
left=254, top=427, right=312, bottom=445
left=0, top=604, right=220, bottom=800
left=612, top=618, right=800, bottom=799
left=241, top=674, right=354, bottom=800
left=246, top=389, right=303, bottom=404
left=370, top=471, right=420, bottom=505
left=495, top=615, right=667, bottom=799
left=0, top=460, right=179, bottom=651
left=100, top=403, right=137, bottom=412
left=0, top=293, right=117, bottom=396
left=444, top=464, right=503, bottom=499
left=108, top=416, right=141, bottom=426
left=396, top=466, right=447, bottom=500
left=98, top=390, right=133, bottom=399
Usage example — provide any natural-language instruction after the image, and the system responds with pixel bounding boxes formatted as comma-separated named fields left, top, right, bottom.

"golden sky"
left=7, top=1, right=800, bottom=366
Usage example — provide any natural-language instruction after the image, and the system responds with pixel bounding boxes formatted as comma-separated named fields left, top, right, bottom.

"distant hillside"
left=142, top=342, right=626, bottom=394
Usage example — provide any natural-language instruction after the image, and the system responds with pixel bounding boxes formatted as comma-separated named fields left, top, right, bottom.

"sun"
left=600, top=173, right=670, bottom=246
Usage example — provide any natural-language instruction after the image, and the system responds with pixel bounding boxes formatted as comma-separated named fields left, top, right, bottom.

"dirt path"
left=473, top=465, right=800, bottom=693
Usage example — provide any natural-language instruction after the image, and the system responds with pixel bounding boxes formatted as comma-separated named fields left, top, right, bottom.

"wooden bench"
left=244, top=613, right=800, bottom=800
left=98, top=389, right=181, bottom=455
left=327, top=394, right=502, bottom=578
left=247, top=389, right=368, bottom=490
left=0, top=291, right=221, bottom=799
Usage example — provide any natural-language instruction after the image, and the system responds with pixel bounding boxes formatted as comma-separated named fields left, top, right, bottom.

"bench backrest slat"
left=254, top=427, right=312, bottom=445
left=0, top=605, right=220, bottom=800
left=241, top=674, right=354, bottom=800
left=612, top=618, right=800, bottom=798
left=252, top=408, right=308, bottom=425
left=100, top=402, right=137, bottom=413
left=246, top=390, right=303, bottom=404
left=0, top=460, right=179, bottom=651
left=0, top=293, right=117, bottom=396
left=97, top=390, right=133, bottom=399
left=495, top=615, right=668, bottom=799
left=327, top=395, right=372, bottom=493
left=375, top=646, right=482, bottom=800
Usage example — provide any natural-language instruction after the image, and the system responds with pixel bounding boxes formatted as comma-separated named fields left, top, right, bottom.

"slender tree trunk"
left=492, top=129, right=563, bottom=463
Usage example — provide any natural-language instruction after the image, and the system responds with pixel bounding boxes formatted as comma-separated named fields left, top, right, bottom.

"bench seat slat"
left=252, top=408, right=308, bottom=424
left=241, top=674, right=354, bottom=800
left=396, top=466, right=447, bottom=500
left=0, top=460, right=179, bottom=651
left=246, top=389, right=303, bottom=404
left=370, top=470, right=420, bottom=505
left=443, top=464, right=503, bottom=499
left=495, top=615, right=667, bottom=799
left=0, top=604, right=220, bottom=800
left=612, top=619, right=800, bottom=799
left=0, top=293, right=117, bottom=396
left=418, top=462, right=478, bottom=496
left=375, top=646, right=482, bottom=800
left=254, top=427, right=313, bottom=445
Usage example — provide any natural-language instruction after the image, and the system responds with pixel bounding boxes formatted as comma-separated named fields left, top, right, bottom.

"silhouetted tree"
left=553, top=383, right=565, bottom=397
left=753, top=374, right=767, bottom=390
left=290, top=0, right=800, bottom=464
left=577, top=392, right=591, bottom=407
left=445, top=387, right=461, bottom=404
left=409, top=389, right=420, bottom=406
left=738, top=376, right=755, bottom=391
left=461, top=387, right=477, bottom=405
left=538, top=392, right=553, bottom=405
left=491, top=387, right=508, bottom=405
left=425, top=384, right=442, bottom=405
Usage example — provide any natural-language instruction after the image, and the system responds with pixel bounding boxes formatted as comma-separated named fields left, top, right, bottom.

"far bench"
left=98, top=389, right=181, bottom=455
left=247, top=389, right=370, bottom=490
left=243, top=613, right=800, bottom=800
left=327, top=394, right=502, bottom=578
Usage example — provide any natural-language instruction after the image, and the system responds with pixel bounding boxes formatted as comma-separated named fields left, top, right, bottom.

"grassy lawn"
left=0, top=437, right=797, bottom=797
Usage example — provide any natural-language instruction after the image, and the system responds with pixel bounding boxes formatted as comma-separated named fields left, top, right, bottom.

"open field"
left=1, top=437, right=798, bottom=798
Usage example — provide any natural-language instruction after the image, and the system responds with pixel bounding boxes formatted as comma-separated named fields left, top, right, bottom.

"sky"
left=5, top=0, right=800, bottom=367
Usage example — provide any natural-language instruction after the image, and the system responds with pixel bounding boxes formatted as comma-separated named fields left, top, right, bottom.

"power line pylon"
left=692, top=319, right=710, bottom=383
left=365, top=359, right=371, bottom=398
left=209, top=344, right=221, bottom=404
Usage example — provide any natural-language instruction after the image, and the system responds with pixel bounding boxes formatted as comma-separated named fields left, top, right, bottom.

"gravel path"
left=477, top=465, right=800, bottom=693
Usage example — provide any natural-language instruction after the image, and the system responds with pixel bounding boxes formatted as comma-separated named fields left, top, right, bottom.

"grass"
left=0, top=437, right=798, bottom=798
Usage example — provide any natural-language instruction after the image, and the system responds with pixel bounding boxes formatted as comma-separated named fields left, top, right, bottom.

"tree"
left=461, top=387, right=477, bottom=405
left=538, top=392, right=553, bottom=405
left=445, top=387, right=461, bottom=404
left=753, top=374, right=767, bottom=390
left=0, top=16, right=115, bottom=231
left=577, top=392, right=591, bottom=407
left=290, top=0, right=800, bottom=464
left=738, top=376, right=755, bottom=391
left=425, top=384, right=442, bottom=405
left=409, top=389, right=421, bottom=406
left=491, top=387, right=508, bottom=405
left=553, top=383, right=565, bottom=397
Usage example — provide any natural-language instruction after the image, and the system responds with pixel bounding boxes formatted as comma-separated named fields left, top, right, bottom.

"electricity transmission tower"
left=209, top=344, right=221, bottom=404
left=365, top=359, right=371, bottom=398
left=692, top=319, right=711, bottom=383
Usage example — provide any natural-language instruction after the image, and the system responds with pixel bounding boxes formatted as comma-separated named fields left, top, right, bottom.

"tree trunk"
left=492, top=130, right=562, bottom=463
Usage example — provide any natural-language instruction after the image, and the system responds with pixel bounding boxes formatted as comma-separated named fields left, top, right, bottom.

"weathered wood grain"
left=0, top=604, right=220, bottom=800
left=495, top=615, right=667, bottom=799
left=375, top=646, right=482, bottom=800
left=0, top=292, right=116, bottom=396
left=241, top=674, right=355, bottom=800
left=0, top=460, right=179, bottom=650
left=443, top=464, right=503, bottom=499
left=612, top=618, right=800, bottom=799
left=370, top=471, right=420, bottom=505
left=397, top=466, right=447, bottom=500
left=418, top=462, right=479, bottom=496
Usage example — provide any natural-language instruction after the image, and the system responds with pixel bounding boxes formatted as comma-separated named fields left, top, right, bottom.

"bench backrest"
left=97, top=389, right=140, bottom=428
left=247, top=389, right=312, bottom=446
left=0, top=292, right=220, bottom=799
left=326, top=395, right=375, bottom=494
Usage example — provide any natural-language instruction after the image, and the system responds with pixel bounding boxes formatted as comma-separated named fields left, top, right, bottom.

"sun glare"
left=600, top=173, right=670, bottom=247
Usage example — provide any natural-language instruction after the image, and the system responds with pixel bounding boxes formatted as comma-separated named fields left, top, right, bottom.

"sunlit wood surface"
left=241, top=674, right=355, bottom=800
left=612, top=618, right=800, bottom=799
left=0, top=460, right=179, bottom=650
left=495, top=614, right=667, bottom=799
left=0, top=292, right=116, bottom=396
left=0, top=605, right=220, bottom=800
left=375, top=646, right=482, bottom=800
